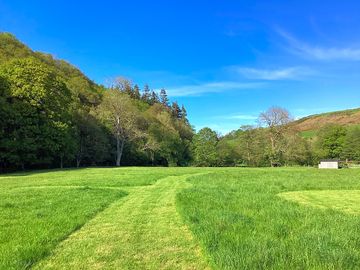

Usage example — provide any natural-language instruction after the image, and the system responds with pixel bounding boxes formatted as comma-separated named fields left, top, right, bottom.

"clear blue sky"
left=1, top=0, right=360, bottom=134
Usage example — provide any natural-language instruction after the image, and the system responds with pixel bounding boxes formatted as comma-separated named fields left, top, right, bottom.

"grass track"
left=279, top=190, right=360, bottom=214
left=34, top=174, right=210, bottom=270
left=3, top=167, right=360, bottom=269
left=0, top=186, right=126, bottom=270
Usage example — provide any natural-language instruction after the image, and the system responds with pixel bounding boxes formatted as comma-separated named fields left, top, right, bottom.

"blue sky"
left=1, top=0, right=360, bottom=134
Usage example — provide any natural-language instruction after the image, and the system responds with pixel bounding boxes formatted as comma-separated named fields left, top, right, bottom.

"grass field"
left=1, top=167, right=360, bottom=269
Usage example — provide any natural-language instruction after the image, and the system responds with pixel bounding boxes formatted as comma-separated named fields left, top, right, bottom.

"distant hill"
left=291, top=108, right=360, bottom=138
left=0, top=32, right=103, bottom=105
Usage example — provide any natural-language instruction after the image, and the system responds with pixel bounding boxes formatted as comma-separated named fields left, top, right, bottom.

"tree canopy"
left=0, top=33, right=193, bottom=171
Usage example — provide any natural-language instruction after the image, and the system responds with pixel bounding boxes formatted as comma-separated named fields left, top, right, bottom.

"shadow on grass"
left=0, top=167, right=89, bottom=178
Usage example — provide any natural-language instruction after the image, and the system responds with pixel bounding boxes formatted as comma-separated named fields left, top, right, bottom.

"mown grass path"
left=279, top=190, right=360, bottom=214
left=34, top=174, right=210, bottom=270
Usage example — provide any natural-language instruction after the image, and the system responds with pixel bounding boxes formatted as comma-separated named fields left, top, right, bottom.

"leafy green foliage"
left=0, top=58, right=75, bottom=169
left=192, top=128, right=219, bottom=166
left=0, top=33, right=194, bottom=170
left=342, top=126, right=360, bottom=161
left=314, top=124, right=347, bottom=159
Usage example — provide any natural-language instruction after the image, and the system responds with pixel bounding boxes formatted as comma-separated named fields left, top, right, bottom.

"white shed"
left=318, top=160, right=339, bottom=169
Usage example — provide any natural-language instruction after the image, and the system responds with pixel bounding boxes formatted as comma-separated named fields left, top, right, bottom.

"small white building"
left=318, top=160, right=339, bottom=169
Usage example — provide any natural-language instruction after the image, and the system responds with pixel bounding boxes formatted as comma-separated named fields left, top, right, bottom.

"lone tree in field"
left=258, top=106, right=293, bottom=167
left=98, top=86, right=142, bottom=166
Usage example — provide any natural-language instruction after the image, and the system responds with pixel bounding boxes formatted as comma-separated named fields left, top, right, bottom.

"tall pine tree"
left=159, top=88, right=169, bottom=107
left=181, top=104, right=188, bottom=123
left=133, top=84, right=141, bottom=100
left=171, top=101, right=181, bottom=119
left=149, top=91, right=159, bottom=105
left=142, top=84, right=151, bottom=103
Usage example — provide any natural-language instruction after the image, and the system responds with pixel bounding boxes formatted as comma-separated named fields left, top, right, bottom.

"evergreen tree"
left=159, top=88, right=169, bottom=107
left=142, top=84, right=151, bottom=103
left=171, top=101, right=181, bottom=118
left=133, top=84, right=141, bottom=100
left=149, top=91, right=159, bottom=105
left=181, top=105, right=188, bottom=123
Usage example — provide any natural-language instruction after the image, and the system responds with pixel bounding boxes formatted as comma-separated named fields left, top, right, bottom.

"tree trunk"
left=116, top=137, right=125, bottom=166
left=270, top=136, right=276, bottom=167
left=76, top=141, right=83, bottom=168
left=60, top=156, right=63, bottom=169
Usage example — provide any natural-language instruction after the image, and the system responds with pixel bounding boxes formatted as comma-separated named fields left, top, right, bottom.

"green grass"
left=0, top=167, right=210, bottom=270
left=299, top=129, right=317, bottom=139
left=279, top=190, right=360, bottom=214
left=299, top=124, right=360, bottom=139
left=34, top=174, right=209, bottom=269
left=177, top=168, right=360, bottom=269
left=0, top=186, right=126, bottom=269
left=2, top=167, right=360, bottom=269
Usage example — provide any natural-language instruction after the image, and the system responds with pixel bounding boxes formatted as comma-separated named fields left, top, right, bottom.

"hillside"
left=0, top=32, right=193, bottom=171
left=292, top=108, right=360, bottom=134
left=0, top=32, right=103, bottom=105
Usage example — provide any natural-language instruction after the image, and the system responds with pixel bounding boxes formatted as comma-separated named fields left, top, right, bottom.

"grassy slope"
left=177, top=168, right=360, bottom=269
left=293, top=108, right=360, bottom=136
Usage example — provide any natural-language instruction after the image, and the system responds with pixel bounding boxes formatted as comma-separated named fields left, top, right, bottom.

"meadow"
left=1, top=167, right=360, bottom=269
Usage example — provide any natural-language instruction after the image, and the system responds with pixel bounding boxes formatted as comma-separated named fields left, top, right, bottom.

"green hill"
left=0, top=32, right=103, bottom=105
left=291, top=108, right=360, bottom=138
left=0, top=32, right=193, bottom=171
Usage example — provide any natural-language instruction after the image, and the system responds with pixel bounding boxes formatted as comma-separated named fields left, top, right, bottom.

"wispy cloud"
left=165, top=81, right=264, bottom=97
left=278, top=29, right=360, bottom=61
left=222, top=114, right=257, bottom=120
left=230, top=66, right=310, bottom=80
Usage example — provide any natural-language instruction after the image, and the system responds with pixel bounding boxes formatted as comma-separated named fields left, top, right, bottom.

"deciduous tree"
left=97, top=89, right=142, bottom=166
left=192, top=128, right=219, bottom=166
left=258, top=106, right=293, bottom=166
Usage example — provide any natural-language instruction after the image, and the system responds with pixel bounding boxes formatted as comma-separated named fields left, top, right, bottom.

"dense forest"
left=0, top=33, right=193, bottom=171
left=0, top=33, right=359, bottom=171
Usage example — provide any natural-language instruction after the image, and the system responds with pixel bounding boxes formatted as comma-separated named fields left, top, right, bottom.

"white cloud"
left=231, top=66, right=309, bottom=80
left=278, top=29, right=360, bottom=61
left=223, top=114, right=257, bottom=120
left=165, top=81, right=264, bottom=97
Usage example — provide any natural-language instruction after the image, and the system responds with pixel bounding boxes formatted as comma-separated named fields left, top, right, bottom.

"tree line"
left=0, top=53, right=192, bottom=171
left=191, top=107, right=360, bottom=167
left=1, top=33, right=359, bottom=171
